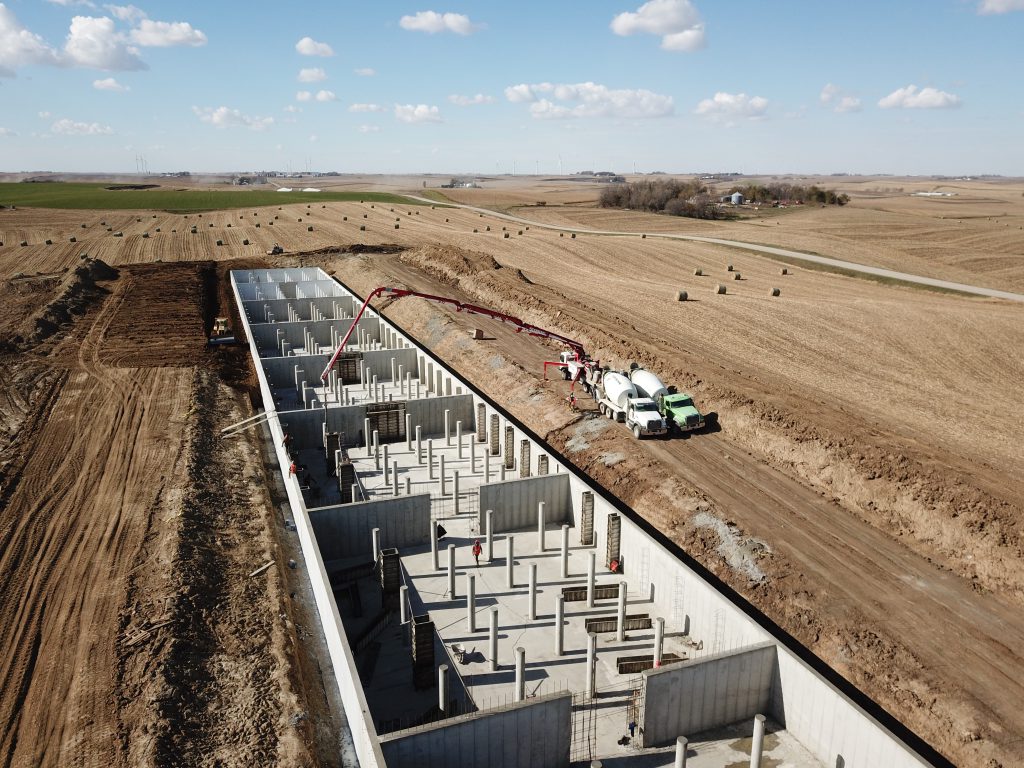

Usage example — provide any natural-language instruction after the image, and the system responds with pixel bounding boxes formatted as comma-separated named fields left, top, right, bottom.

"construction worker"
left=289, top=460, right=299, bottom=476
left=281, top=433, right=292, bottom=448
left=472, top=539, right=482, bottom=566
left=568, top=391, right=578, bottom=412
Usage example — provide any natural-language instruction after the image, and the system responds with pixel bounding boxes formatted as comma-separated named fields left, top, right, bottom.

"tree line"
left=729, top=183, right=850, bottom=206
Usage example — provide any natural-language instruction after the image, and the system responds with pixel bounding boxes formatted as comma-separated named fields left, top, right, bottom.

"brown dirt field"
left=0, top=180, right=1021, bottom=767
left=0, top=255, right=334, bottom=767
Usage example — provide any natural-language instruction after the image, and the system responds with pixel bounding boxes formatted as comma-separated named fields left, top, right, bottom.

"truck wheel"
left=562, top=368, right=571, bottom=381
left=632, top=425, right=642, bottom=439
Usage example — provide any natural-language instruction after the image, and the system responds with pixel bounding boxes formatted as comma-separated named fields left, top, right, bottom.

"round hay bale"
left=343, top=216, right=347, bottom=221
left=274, top=215, right=279, bottom=220
left=642, top=234, right=647, bottom=239
left=486, top=226, right=491, bottom=231
left=45, top=239, right=53, bottom=245
left=307, top=225, right=314, bottom=231
left=675, top=290, right=688, bottom=301
left=142, top=233, right=149, bottom=238
left=559, top=233, right=564, bottom=237
left=216, top=239, right=223, bottom=246
left=571, top=233, right=576, bottom=239
left=518, top=230, right=523, bottom=235
left=243, top=239, right=250, bottom=245
left=155, top=228, right=161, bottom=232
left=715, top=284, right=726, bottom=294
left=395, top=224, right=400, bottom=229
left=780, top=267, right=789, bottom=275
left=80, top=223, right=87, bottom=228
left=431, top=205, right=436, bottom=210
left=370, top=204, right=374, bottom=208
left=255, top=223, right=260, bottom=228
left=359, top=225, right=366, bottom=231
left=209, top=223, right=214, bottom=227
left=226, top=223, right=232, bottom=227
left=473, top=228, right=478, bottom=233
left=107, top=227, right=113, bottom=232
left=526, top=226, right=530, bottom=230
left=694, top=268, right=703, bottom=276
left=136, top=218, right=141, bottom=222
left=151, top=214, right=156, bottom=218
left=396, top=217, right=400, bottom=222
left=20, top=241, right=28, bottom=247
left=268, top=221, right=274, bottom=226
left=733, top=272, right=741, bottom=280
left=445, top=218, right=449, bottom=223
left=770, top=287, right=781, bottom=297
left=171, top=229, right=176, bottom=233
left=239, top=215, right=244, bottom=219
left=504, top=232, right=510, bottom=239
left=726, top=264, right=734, bottom=271
left=297, top=218, right=302, bottom=222
left=69, top=237, right=77, bottom=243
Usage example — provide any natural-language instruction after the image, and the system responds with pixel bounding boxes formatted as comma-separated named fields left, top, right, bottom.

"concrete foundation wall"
left=277, top=405, right=367, bottom=450
left=236, top=278, right=343, bottom=302
left=640, top=642, right=777, bottom=746
left=773, top=646, right=931, bottom=768
left=311, top=494, right=432, bottom=562
left=478, top=474, right=572, bottom=533
left=379, top=691, right=572, bottom=768
left=238, top=267, right=328, bottom=284
left=406, top=394, right=475, bottom=438
left=251, top=318, right=352, bottom=354
left=263, top=353, right=333, bottom=390
left=241, top=296, right=356, bottom=324
left=362, top=347, right=419, bottom=382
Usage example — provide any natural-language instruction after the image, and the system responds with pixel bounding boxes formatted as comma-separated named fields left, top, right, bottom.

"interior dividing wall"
left=477, top=474, right=572, bottom=533
left=640, top=642, right=777, bottom=747
left=378, top=692, right=572, bottom=768
left=406, top=395, right=475, bottom=438
left=311, top=494, right=432, bottom=564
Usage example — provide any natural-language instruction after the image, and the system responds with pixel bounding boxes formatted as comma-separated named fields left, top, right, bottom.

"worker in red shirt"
left=472, top=539, right=482, bottom=566
left=289, top=460, right=299, bottom=476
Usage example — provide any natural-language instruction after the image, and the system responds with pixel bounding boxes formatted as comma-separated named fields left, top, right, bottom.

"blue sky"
left=1, top=0, right=1022, bottom=175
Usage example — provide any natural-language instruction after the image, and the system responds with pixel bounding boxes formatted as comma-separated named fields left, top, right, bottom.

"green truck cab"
left=656, top=392, right=705, bottom=433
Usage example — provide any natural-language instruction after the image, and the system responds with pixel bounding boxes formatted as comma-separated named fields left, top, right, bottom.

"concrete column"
left=506, top=535, right=515, bottom=589
left=485, top=510, right=493, bottom=562
left=586, top=632, right=597, bottom=698
left=438, top=664, right=448, bottom=713
left=514, top=647, right=526, bottom=702
left=351, top=483, right=359, bottom=502
left=453, top=471, right=460, bottom=514
left=489, top=606, right=499, bottom=672
left=587, top=553, right=596, bottom=608
left=439, top=455, right=447, bottom=496
left=415, top=379, right=421, bottom=399
left=560, top=524, right=570, bottom=579
left=447, top=544, right=456, bottom=600
left=555, top=595, right=565, bottom=656
left=537, top=501, right=546, bottom=553
left=359, top=359, right=366, bottom=388
left=751, top=715, right=766, bottom=768
left=416, top=426, right=423, bottom=464
left=500, top=463, right=507, bottom=481
left=392, top=460, right=399, bottom=496
left=484, top=448, right=491, bottom=481
left=427, top=361, right=434, bottom=392
left=466, top=574, right=476, bottom=632
left=364, top=418, right=372, bottom=456
left=390, top=356, right=396, bottom=384
left=400, top=585, right=409, bottom=624
left=444, top=409, right=451, bottom=446
left=428, top=439, right=435, bottom=479
left=405, top=414, right=412, bottom=451
left=617, top=580, right=628, bottom=642
left=373, top=431, right=381, bottom=471
left=372, top=374, right=378, bottom=402
left=469, top=432, right=476, bottom=472
left=405, top=371, right=412, bottom=397
left=456, top=420, right=463, bottom=459
left=371, top=527, right=380, bottom=562
left=528, top=563, right=538, bottom=621
left=652, top=616, right=667, bottom=668
left=405, top=477, right=411, bottom=495
left=675, top=737, right=688, bottom=768
left=382, top=444, right=390, bottom=481
left=430, top=521, right=439, bottom=571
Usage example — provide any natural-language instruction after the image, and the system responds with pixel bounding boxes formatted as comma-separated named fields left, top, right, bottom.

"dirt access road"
left=310, top=243, right=1023, bottom=768
left=0, top=259, right=336, bottom=767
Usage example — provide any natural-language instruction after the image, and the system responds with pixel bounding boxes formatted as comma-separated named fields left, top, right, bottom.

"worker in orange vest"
left=471, top=539, right=482, bottom=566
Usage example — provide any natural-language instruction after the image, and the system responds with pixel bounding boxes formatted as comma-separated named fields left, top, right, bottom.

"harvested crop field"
left=0, top=178, right=1022, bottom=767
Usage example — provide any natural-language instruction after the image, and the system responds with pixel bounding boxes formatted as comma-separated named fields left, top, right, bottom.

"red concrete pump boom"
left=319, top=286, right=588, bottom=385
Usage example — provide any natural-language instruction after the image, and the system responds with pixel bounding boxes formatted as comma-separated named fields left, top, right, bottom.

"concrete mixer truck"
left=596, top=371, right=668, bottom=439
left=629, top=367, right=705, bottom=433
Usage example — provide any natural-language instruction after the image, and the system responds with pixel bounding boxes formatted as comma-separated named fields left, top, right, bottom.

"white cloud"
left=192, top=105, right=274, bottom=131
left=835, top=96, right=862, bottom=113
left=358, top=124, right=381, bottom=133
left=309, top=134, right=318, bottom=142
left=349, top=102, right=385, bottom=112
left=283, top=104, right=301, bottom=113
left=298, top=67, right=326, bottom=82
left=354, top=67, right=375, bottom=76
left=93, top=76, right=128, bottom=91
left=0, top=4, right=63, bottom=77
left=695, top=91, right=768, bottom=123
left=296, top=90, right=312, bottom=101
left=878, top=84, right=961, bottom=109
left=38, top=111, right=52, bottom=118
left=315, top=89, right=337, bottom=102
left=295, top=36, right=333, bottom=56
left=104, top=4, right=146, bottom=23
left=0, top=126, right=16, bottom=136
left=51, top=118, right=113, bottom=135
left=449, top=93, right=494, bottom=106
left=395, top=103, right=442, bottom=123
left=610, top=0, right=705, bottom=51
left=129, top=19, right=206, bottom=47
left=47, top=0, right=96, bottom=7
left=504, top=81, right=673, bottom=119
left=64, top=15, right=146, bottom=70
left=978, top=0, right=1024, bottom=12
left=399, top=11, right=482, bottom=35
left=820, top=83, right=861, bottom=113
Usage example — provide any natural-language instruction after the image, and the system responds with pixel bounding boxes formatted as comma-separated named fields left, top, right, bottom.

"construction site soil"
left=1, top=188, right=1022, bottom=768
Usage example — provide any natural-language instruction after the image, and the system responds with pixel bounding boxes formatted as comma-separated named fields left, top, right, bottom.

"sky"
left=0, top=0, right=1022, bottom=176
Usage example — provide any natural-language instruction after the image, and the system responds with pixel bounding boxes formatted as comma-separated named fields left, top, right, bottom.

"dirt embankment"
left=315, top=244, right=1022, bottom=768
left=0, top=257, right=330, bottom=768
